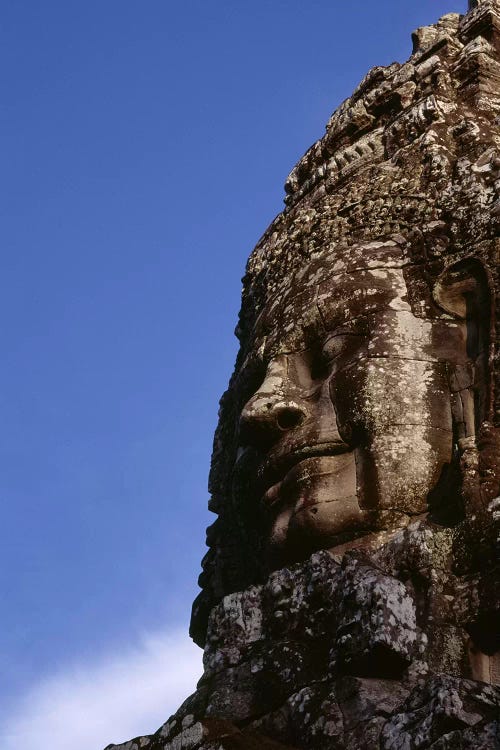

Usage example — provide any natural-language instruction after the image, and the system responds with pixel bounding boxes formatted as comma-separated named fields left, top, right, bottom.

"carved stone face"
left=237, top=248, right=471, bottom=568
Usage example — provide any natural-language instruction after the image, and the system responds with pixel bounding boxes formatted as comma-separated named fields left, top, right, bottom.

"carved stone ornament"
left=106, top=2, right=500, bottom=749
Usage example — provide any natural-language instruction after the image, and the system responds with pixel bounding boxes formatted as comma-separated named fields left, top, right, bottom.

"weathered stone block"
left=332, top=555, right=419, bottom=677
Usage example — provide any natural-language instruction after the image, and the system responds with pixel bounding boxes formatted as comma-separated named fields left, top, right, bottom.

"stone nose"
left=239, top=392, right=306, bottom=447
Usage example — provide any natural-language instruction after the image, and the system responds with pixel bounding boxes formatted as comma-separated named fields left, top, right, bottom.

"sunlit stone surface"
left=107, top=3, right=500, bottom=748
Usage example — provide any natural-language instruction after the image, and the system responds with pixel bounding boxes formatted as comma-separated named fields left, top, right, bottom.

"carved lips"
left=259, top=441, right=351, bottom=509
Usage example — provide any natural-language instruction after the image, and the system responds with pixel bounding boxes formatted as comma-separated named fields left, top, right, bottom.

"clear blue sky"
left=1, top=1, right=464, bottom=746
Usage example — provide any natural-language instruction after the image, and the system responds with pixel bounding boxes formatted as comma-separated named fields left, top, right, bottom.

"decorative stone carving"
left=106, top=3, right=500, bottom=749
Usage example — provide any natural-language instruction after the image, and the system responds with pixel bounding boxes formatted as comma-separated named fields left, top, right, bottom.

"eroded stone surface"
left=106, top=3, right=500, bottom=749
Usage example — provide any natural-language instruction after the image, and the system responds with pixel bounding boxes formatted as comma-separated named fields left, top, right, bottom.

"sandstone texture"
left=106, top=2, right=500, bottom=748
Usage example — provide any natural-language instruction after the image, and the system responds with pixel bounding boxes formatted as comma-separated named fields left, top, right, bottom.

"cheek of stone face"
left=355, top=426, right=453, bottom=518
left=331, top=358, right=454, bottom=519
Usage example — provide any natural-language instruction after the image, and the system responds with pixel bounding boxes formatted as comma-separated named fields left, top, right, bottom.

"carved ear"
left=434, top=257, right=492, bottom=428
left=433, top=258, right=490, bottom=322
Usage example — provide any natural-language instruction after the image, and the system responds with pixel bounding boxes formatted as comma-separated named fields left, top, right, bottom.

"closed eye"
left=323, top=333, right=358, bottom=359
left=319, top=333, right=365, bottom=372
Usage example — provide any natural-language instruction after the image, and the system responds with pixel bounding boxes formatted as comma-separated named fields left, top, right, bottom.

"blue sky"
left=2, top=1, right=464, bottom=747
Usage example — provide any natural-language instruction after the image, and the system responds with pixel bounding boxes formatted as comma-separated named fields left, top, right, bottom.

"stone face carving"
left=106, top=3, right=500, bottom=749
left=235, top=248, right=488, bottom=573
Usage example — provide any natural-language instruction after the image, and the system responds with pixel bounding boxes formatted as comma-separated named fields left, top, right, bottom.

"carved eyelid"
left=324, top=330, right=360, bottom=341
left=322, top=329, right=365, bottom=357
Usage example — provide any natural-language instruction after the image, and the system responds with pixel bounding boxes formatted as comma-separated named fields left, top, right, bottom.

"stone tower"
left=107, top=2, right=500, bottom=748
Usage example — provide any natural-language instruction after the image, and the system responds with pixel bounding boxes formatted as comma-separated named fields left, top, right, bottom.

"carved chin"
left=268, top=495, right=370, bottom=565
left=266, top=453, right=369, bottom=564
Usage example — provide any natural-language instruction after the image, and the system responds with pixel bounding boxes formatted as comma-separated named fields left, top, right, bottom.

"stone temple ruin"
left=107, top=2, right=500, bottom=748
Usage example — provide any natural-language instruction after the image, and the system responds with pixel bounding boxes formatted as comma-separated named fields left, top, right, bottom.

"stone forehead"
left=242, top=235, right=417, bottom=328
left=247, top=279, right=414, bottom=365
left=273, top=239, right=408, bottom=296
left=257, top=239, right=406, bottom=303
left=245, top=241, right=412, bottom=353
